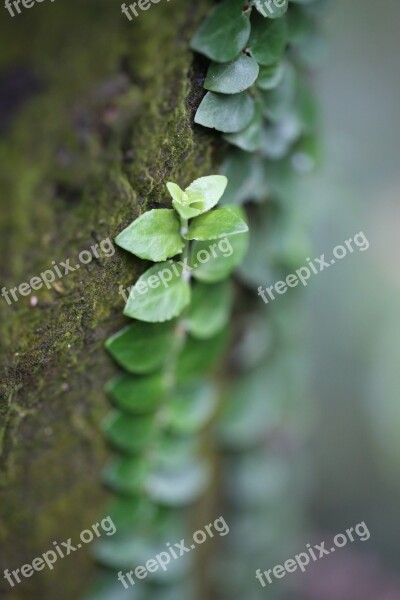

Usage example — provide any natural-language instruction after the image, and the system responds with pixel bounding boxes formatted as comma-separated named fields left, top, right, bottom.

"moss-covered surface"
left=0, top=1, right=216, bottom=597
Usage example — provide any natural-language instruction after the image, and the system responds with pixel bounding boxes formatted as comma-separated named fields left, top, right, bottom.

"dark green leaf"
left=248, top=12, right=288, bottom=65
left=191, top=0, right=251, bottom=63
left=195, top=91, right=255, bottom=133
left=204, top=54, right=259, bottom=94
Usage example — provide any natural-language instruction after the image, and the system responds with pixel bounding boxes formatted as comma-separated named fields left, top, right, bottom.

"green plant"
left=190, top=1, right=325, bottom=598
left=88, top=176, right=249, bottom=597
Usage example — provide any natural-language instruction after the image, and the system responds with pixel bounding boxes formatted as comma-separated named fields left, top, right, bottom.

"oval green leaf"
left=105, top=320, right=176, bottom=375
left=102, top=411, right=157, bottom=454
left=186, top=280, right=232, bottom=339
left=115, top=209, right=184, bottom=262
left=195, top=91, right=255, bottom=134
left=184, top=207, right=248, bottom=241
left=204, top=54, right=259, bottom=95
left=103, top=456, right=148, bottom=495
left=191, top=0, right=251, bottom=63
left=124, top=262, right=191, bottom=323
left=248, top=12, right=288, bottom=65
left=107, top=373, right=165, bottom=414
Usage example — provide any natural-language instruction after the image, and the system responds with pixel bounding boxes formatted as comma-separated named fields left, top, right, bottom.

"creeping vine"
left=87, top=0, right=325, bottom=597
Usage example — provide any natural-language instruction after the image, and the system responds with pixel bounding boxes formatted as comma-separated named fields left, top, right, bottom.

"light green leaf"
left=195, top=91, right=255, bottom=133
left=185, top=175, right=228, bottom=213
left=146, top=460, right=210, bottom=506
left=167, top=381, right=217, bottom=434
left=191, top=211, right=249, bottom=282
left=191, top=0, right=251, bottom=63
left=248, top=12, right=288, bottom=65
left=166, top=182, right=202, bottom=219
left=124, top=262, right=191, bottom=323
left=186, top=280, right=232, bottom=339
left=253, top=0, right=289, bottom=19
left=105, top=320, right=175, bottom=375
left=115, top=209, right=184, bottom=262
left=102, top=411, right=157, bottom=454
left=204, top=54, right=259, bottom=95
left=257, top=61, right=285, bottom=90
left=184, top=207, right=248, bottom=241
left=107, top=373, right=165, bottom=414
left=223, top=102, right=263, bottom=152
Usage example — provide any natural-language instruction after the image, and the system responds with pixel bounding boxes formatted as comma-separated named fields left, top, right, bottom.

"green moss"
left=0, top=0, right=216, bottom=597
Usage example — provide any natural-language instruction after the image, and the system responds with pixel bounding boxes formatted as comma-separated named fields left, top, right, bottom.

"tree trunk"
left=0, top=1, right=214, bottom=597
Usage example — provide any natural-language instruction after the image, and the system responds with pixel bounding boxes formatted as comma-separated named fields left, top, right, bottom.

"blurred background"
left=298, top=0, right=400, bottom=596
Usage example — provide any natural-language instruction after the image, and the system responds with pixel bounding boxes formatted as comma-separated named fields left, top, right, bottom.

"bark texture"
left=0, top=1, right=214, bottom=597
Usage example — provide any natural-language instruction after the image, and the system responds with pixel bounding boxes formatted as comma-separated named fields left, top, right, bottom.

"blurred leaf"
left=176, top=329, right=228, bottom=382
left=103, top=456, right=148, bottom=495
left=223, top=102, right=263, bottom=152
left=167, top=380, right=217, bottom=435
left=103, top=411, right=157, bottom=454
left=221, top=150, right=269, bottom=204
left=146, top=460, right=210, bottom=506
left=107, top=373, right=165, bottom=414
left=105, top=320, right=176, bottom=375
left=186, top=280, right=232, bottom=339
left=257, top=61, right=285, bottom=90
